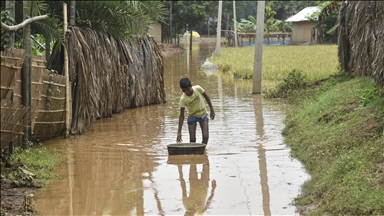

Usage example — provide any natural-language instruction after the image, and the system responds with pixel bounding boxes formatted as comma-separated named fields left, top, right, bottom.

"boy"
left=177, top=78, right=215, bottom=144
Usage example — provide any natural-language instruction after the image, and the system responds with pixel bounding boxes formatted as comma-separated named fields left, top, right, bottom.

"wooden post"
left=215, top=1, right=222, bottom=55
left=233, top=1, right=238, bottom=47
left=22, top=0, right=32, bottom=148
left=252, top=1, right=265, bottom=94
left=63, top=3, right=71, bottom=137
left=189, top=29, right=192, bottom=51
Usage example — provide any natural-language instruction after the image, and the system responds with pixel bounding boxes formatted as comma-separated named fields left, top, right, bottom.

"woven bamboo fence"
left=48, top=26, right=165, bottom=134
left=0, top=48, right=29, bottom=148
left=1, top=48, right=25, bottom=100
left=338, top=1, right=384, bottom=87
left=13, top=55, right=46, bottom=131
left=32, top=71, right=66, bottom=141
left=0, top=100, right=34, bottom=149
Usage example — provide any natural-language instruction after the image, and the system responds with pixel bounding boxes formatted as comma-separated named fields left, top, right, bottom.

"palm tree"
left=72, top=1, right=167, bottom=42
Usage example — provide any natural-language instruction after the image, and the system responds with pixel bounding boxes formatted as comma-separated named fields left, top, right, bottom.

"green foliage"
left=237, top=17, right=256, bottom=33
left=1, top=145, right=65, bottom=187
left=264, top=69, right=308, bottom=98
left=283, top=77, right=384, bottom=215
left=75, top=1, right=168, bottom=41
left=359, top=87, right=384, bottom=107
left=0, top=10, right=15, bottom=50
left=271, top=0, right=324, bottom=21
left=172, top=1, right=216, bottom=32
left=308, top=1, right=339, bottom=41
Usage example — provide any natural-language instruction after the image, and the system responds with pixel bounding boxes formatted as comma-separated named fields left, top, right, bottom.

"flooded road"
left=34, top=42, right=309, bottom=215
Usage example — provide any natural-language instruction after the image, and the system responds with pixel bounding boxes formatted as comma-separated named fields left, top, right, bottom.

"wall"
left=291, top=21, right=317, bottom=44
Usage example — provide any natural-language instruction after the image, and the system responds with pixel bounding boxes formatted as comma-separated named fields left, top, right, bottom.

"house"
left=286, top=6, right=320, bottom=44
left=147, top=19, right=169, bottom=44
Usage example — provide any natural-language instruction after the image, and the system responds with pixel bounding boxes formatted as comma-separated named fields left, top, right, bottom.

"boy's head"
left=180, top=78, right=193, bottom=96
left=179, top=78, right=192, bottom=88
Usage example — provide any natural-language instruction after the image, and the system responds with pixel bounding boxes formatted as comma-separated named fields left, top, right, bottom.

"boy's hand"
left=210, top=111, right=215, bottom=120
left=176, top=133, right=182, bottom=143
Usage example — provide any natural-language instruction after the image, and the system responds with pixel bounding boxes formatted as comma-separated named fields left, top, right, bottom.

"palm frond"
left=31, top=17, right=63, bottom=45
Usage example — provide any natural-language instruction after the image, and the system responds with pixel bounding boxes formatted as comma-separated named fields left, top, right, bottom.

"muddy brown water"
left=34, top=42, right=309, bottom=215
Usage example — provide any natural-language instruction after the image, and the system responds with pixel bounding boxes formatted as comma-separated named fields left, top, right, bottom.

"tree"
left=172, top=1, right=215, bottom=34
left=315, top=1, right=340, bottom=43
left=271, top=0, right=323, bottom=21
left=5, top=0, right=15, bottom=48
left=264, top=3, right=277, bottom=44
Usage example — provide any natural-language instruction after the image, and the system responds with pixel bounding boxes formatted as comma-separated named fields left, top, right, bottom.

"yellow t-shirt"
left=180, top=85, right=207, bottom=117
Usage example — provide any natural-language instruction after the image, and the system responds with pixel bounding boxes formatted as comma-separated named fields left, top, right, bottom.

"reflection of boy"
left=178, top=162, right=217, bottom=215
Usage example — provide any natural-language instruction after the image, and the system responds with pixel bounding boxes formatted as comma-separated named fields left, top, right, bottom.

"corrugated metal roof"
left=285, top=6, right=320, bottom=22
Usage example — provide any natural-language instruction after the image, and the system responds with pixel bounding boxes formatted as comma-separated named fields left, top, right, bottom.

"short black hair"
left=179, top=78, right=192, bottom=88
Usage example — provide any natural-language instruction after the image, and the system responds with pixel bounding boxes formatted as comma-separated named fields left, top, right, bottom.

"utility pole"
left=233, top=1, right=238, bottom=47
left=252, top=1, right=265, bottom=94
left=215, top=1, right=222, bottom=55
left=170, top=0, right=172, bottom=44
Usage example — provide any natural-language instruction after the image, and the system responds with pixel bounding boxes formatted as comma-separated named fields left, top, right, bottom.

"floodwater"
left=34, top=42, right=310, bottom=216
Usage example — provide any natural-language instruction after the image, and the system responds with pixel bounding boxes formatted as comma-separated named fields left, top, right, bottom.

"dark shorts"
left=187, top=114, right=208, bottom=126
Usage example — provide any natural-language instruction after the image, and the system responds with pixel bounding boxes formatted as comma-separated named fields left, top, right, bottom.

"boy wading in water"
left=177, top=78, right=215, bottom=144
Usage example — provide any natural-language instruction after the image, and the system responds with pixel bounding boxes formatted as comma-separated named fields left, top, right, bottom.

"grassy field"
left=210, top=45, right=339, bottom=90
left=211, top=45, right=384, bottom=215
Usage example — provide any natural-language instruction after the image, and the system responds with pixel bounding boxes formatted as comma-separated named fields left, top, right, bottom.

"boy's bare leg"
left=199, top=120, right=209, bottom=144
left=188, top=124, right=197, bottom=143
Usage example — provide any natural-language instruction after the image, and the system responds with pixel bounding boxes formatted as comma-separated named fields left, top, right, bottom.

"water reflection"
left=168, top=155, right=216, bottom=215
left=253, top=95, right=271, bottom=215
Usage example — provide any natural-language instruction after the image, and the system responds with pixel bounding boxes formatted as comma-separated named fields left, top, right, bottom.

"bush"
left=264, top=69, right=308, bottom=98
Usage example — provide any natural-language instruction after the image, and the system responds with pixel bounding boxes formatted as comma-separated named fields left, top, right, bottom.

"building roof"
left=285, top=6, right=320, bottom=22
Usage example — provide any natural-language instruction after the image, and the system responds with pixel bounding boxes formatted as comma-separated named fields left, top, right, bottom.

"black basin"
left=167, top=143, right=206, bottom=155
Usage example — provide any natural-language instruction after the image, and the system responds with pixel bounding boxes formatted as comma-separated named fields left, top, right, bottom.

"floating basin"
left=166, top=143, right=206, bottom=155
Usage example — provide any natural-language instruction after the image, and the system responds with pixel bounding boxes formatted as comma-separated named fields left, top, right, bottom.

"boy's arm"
left=202, top=92, right=215, bottom=120
left=177, top=107, right=185, bottom=143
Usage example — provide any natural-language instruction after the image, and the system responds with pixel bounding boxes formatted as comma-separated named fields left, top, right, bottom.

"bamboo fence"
left=0, top=100, right=34, bottom=148
left=338, top=0, right=384, bottom=87
left=13, top=55, right=46, bottom=131
left=32, top=71, right=66, bottom=141
left=1, top=48, right=25, bottom=100
left=0, top=48, right=28, bottom=149
left=48, top=26, right=165, bottom=134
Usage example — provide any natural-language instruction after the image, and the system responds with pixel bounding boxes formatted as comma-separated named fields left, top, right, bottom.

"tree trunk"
left=70, top=0, right=76, bottom=26
left=5, top=0, right=15, bottom=48
left=226, top=11, right=229, bottom=39
left=45, top=37, right=51, bottom=62
left=22, top=0, right=32, bottom=148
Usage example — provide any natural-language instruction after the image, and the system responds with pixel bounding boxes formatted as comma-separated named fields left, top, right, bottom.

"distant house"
left=286, top=6, right=320, bottom=44
left=148, top=19, right=169, bottom=44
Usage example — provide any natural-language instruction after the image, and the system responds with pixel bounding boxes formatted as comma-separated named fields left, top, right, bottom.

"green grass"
left=282, top=76, right=384, bottom=215
left=2, top=145, right=65, bottom=186
left=210, top=45, right=339, bottom=90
